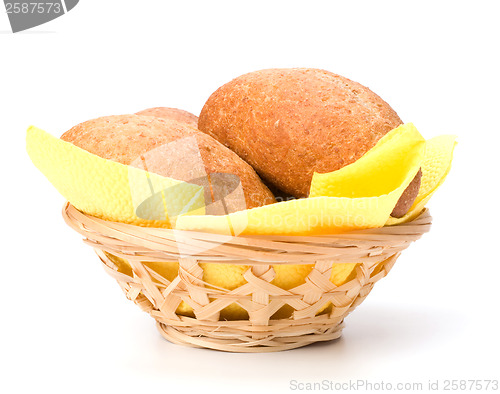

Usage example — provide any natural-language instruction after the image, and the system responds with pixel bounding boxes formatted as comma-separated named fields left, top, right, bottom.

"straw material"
left=62, top=203, right=432, bottom=352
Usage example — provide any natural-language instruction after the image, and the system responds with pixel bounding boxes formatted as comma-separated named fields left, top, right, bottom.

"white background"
left=1, top=1, right=499, bottom=393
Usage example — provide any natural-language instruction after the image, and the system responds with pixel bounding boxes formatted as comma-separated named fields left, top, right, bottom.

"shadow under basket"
left=62, top=203, right=432, bottom=353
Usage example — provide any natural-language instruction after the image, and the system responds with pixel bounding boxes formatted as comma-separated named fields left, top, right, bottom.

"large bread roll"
left=61, top=114, right=275, bottom=211
left=198, top=68, right=418, bottom=216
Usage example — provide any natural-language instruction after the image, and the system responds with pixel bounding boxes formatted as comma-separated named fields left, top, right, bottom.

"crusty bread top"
left=60, top=115, right=275, bottom=210
left=136, top=107, right=198, bottom=128
left=198, top=68, right=403, bottom=198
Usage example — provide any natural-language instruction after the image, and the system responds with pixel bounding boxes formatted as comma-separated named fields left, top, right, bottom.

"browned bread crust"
left=198, top=68, right=403, bottom=198
left=60, top=115, right=275, bottom=210
left=391, top=168, right=422, bottom=218
left=136, top=107, right=198, bottom=128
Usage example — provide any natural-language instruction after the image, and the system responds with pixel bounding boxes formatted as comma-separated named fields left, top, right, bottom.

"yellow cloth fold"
left=26, top=126, right=205, bottom=228
left=386, top=134, right=456, bottom=225
left=175, top=123, right=438, bottom=235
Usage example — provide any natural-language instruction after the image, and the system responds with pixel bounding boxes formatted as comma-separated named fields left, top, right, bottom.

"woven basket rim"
left=63, top=202, right=431, bottom=237
left=62, top=202, right=432, bottom=264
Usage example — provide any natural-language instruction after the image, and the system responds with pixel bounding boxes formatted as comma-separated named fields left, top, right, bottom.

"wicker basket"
left=62, top=202, right=432, bottom=352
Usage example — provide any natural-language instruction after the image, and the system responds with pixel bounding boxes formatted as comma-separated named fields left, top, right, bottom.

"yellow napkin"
left=386, top=134, right=456, bottom=225
left=26, top=126, right=205, bottom=228
left=27, top=123, right=456, bottom=235
left=175, top=124, right=455, bottom=235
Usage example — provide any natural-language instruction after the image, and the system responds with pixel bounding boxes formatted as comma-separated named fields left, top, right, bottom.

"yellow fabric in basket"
left=386, top=134, right=457, bottom=225
left=175, top=123, right=426, bottom=235
left=106, top=253, right=357, bottom=320
left=26, top=126, right=205, bottom=227
left=309, top=123, right=425, bottom=198
left=27, top=123, right=454, bottom=235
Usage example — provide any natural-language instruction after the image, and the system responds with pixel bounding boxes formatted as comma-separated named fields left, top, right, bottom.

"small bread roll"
left=199, top=68, right=419, bottom=216
left=61, top=115, right=275, bottom=210
left=136, top=107, right=198, bottom=128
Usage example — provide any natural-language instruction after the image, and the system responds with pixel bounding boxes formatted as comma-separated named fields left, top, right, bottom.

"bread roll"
left=198, top=67, right=419, bottom=216
left=61, top=115, right=275, bottom=211
left=136, top=107, right=198, bottom=128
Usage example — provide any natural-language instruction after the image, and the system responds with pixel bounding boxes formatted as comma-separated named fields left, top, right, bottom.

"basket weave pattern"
left=63, top=203, right=432, bottom=352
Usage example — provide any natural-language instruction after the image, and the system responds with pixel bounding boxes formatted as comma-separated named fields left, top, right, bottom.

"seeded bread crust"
left=61, top=115, right=275, bottom=210
left=136, top=107, right=198, bottom=128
